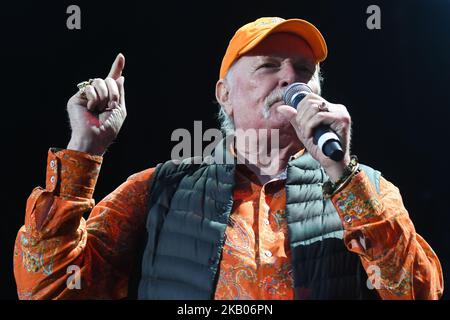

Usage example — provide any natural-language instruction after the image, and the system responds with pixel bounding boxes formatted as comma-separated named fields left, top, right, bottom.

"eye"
left=258, top=62, right=278, bottom=69
left=295, top=65, right=314, bottom=74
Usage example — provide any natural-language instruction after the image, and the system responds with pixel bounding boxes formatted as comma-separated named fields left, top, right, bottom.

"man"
left=14, top=17, right=443, bottom=300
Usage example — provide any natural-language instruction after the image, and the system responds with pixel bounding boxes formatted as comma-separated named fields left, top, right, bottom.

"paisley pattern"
left=333, top=174, right=384, bottom=226
left=214, top=165, right=295, bottom=300
left=13, top=149, right=443, bottom=300
left=332, top=172, right=442, bottom=299
left=14, top=148, right=153, bottom=299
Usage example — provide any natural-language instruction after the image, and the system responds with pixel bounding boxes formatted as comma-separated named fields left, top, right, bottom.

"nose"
left=278, top=62, right=298, bottom=88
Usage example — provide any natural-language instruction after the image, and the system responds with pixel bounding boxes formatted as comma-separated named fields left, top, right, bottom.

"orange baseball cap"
left=219, top=17, right=328, bottom=79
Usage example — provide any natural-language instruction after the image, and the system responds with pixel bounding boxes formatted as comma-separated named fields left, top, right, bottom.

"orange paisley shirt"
left=13, top=148, right=443, bottom=299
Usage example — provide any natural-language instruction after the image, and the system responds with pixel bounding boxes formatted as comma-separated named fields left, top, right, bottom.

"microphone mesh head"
left=283, top=82, right=313, bottom=106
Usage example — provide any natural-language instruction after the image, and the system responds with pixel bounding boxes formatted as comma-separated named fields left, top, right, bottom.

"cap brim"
left=238, top=19, right=328, bottom=63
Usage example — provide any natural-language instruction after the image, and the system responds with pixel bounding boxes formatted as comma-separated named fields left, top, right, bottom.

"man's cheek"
left=308, top=78, right=321, bottom=95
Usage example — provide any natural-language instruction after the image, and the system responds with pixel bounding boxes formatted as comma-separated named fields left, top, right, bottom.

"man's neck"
left=239, top=143, right=304, bottom=184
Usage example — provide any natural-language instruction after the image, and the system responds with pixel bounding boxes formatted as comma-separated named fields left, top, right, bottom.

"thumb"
left=276, top=105, right=297, bottom=122
left=107, top=53, right=125, bottom=79
left=116, top=76, right=125, bottom=105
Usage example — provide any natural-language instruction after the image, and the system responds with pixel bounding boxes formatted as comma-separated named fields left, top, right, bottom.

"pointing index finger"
left=107, top=53, right=125, bottom=80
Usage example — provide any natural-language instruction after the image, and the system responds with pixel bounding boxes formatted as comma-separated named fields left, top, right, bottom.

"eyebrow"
left=258, top=56, right=315, bottom=66
left=255, top=56, right=315, bottom=71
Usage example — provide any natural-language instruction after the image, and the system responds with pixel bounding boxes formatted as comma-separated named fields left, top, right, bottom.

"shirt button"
left=50, top=176, right=55, bottom=184
left=264, top=250, right=272, bottom=258
left=263, top=219, right=270, bottom=225
left=344, top=215, right=352, bottom=224
left=50, top=160, right=56, bottom=168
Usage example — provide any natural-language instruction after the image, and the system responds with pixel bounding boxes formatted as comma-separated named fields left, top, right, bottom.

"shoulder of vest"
left=288, top=152, right=382, bottom=195
left=150, top=156, right=234, bottom=190
left=155, top=157, right=202, bottom=177
left=146, top=158, right=199, bottom=196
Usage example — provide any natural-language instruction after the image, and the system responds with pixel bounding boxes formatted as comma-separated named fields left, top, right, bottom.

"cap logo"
left=254, top=17, right=284, bottom=27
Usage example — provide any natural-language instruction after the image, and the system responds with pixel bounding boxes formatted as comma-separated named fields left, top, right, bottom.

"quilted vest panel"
left=138, top=152, right=380, bottom=299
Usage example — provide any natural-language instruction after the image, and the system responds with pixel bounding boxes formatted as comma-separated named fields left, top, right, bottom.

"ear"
left=215, top=79, right=233, bottom=116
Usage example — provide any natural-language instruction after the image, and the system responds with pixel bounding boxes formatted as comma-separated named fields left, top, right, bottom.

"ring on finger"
left=77, top=79, right=94, bottom=97
left=318, top=101, right=329, bottom=112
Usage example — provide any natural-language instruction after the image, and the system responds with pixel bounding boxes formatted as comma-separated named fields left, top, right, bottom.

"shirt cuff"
left=46, top=148, right=103, bottom=199
left=331, top=170, right=385, bottom=228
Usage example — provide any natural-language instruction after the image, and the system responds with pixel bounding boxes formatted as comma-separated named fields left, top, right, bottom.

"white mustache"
left=262, top=88, right=287, bottom=118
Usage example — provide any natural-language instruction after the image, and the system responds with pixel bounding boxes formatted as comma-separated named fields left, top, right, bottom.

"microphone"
left=283, top=82, right=344, bottom=161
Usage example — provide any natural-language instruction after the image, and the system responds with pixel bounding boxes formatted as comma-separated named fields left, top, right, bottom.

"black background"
left=1, top=0, right=449, bottom=299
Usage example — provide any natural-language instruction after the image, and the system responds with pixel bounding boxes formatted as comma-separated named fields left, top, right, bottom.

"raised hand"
left=67, top=53, right=127, bottom=156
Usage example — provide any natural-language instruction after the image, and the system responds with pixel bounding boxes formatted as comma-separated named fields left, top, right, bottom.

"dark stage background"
left=1, top=0, right=449, bottom=299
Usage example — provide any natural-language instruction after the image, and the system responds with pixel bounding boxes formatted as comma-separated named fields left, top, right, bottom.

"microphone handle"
left=313, top=125, right=344, bottom=161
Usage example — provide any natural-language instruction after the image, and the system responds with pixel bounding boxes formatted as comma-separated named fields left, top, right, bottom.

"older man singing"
left=14, top=17, right=443, bottom=300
